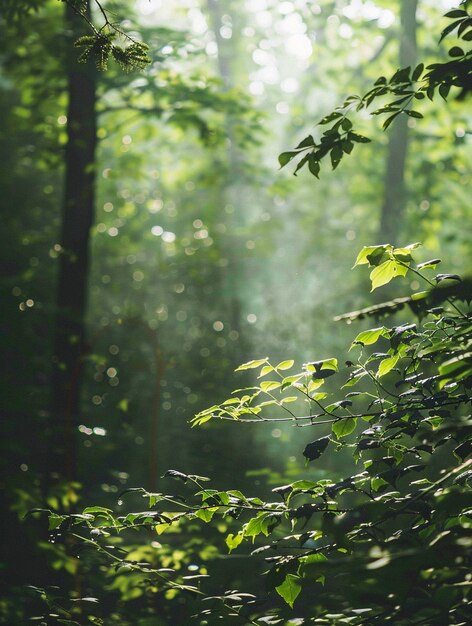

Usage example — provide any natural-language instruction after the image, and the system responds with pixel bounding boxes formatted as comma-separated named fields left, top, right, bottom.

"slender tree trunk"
left=206, top=0, right=246, bottom=346
left=49, top=1, right=97, bottom=481
left=378, top=0, right=418, bottom=245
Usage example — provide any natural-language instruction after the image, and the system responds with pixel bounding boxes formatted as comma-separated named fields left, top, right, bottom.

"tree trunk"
left=206, top=0, right=245, bottom=336
left=378, top=0, right=418, bottom=245
left=49, top=1, right=97, bottom=481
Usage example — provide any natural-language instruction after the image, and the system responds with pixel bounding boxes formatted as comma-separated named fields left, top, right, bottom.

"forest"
left=0, top=0, right=471, bottom=625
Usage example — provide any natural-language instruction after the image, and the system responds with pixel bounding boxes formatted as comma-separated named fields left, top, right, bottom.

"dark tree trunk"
left=378, top=0, right=418, bottom=245
left=49, top=1, right=97, bottom=481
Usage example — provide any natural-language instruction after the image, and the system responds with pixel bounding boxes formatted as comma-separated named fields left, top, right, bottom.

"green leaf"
left=306, top=358, right=338, bottom=379
left=342, top=139, right=354, bottom=154
left=296, top=134, right=315, bottom=149
left=353, top=245, right=390, bottom=268
left=383, top=113, right=399, bottom=130
left=449, top=46, right=465, bottom=57
left=82, top=506, right=113, bottom=515
left=260, top=380, right=281, bottom=392
left=281, top=374, right=304, bottom=389
left=370, top=260, right=409, bottom=291
left=412, top=63, right=424, bottom=81
left=299, top=553, right=328, bottom=577
left=332, top=418, right=357, bottom=439
left=276, top=359, right=295, bottom=371
left=319, top=110, right=342, bottom=125
left=275, top=574, right=302, bottom=608
left=191, top=412, right=213, bottom=427
left=280, top=396, right=298, bottom=404
left=255, top=400, right=278, bottom=409
left=278, top=151, right=298, bottom=167
left=48, top=514, right=67, bottom=531
left=308, top=154, right=320, bottom=178
left=350, top=132, right=371, bottom=143
left=293, top=153, right=310, bottom=175
left=303, top=436, right=330, bottom=462
left=244, top=512, right=280, bottom=540
left=330, top=144, right=343, bottom=169
left=393, top=242, right=421, bottom=260
left=195, top=508, right=216, bottom=522
left=417, top=259, right=441, bottom=271
left=390, top=66, right=411, bottom=84
left=377, top=354, right=400, bottom=377
left=404, top=110, right=423, bottom=119
left=259, top=365, right=274, bottom=377
left=290, top=480, right=318, bottom=490
left=307, top=379, right=325, bottom=393
left=351, top=327, right=388, bottom=348
left=235, top=358, right=268, bottom=371
left=226, top=532, right=243, bottom=552
left=445, top=10, right=468, bottom=18
left=439, top=83, right=451, bottom=100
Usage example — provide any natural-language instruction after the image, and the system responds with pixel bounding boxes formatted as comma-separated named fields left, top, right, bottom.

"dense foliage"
left=280, top=4, right=472, bottom=178
left=1, top=1, right=471, bottom=625
left=28, top=245, right=472, bottom=625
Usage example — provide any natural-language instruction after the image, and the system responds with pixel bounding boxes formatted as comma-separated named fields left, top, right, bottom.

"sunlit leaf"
left=260, top=380, right=281, bottom=392
left=332, top=418, right=357, bottom=439
left=377, top=354, right=400, bottom=377
left=351, top=327, right=388, bottom=348
left=259, top=365, right=274, bottom=377
left=235, top=358, right=269, bottom=371
left=226, top=532, right=243, bottom=552
left=195, top=508, right=217, bottom=522
left=370, top=260, right=409, bottom=291
left=353, top=245, right=390, bottom=268
left=275, top=574, right=302, bottom=607
left=48, top=514, right=67, bottom=531
left=276, top=359, right=294, bottom=371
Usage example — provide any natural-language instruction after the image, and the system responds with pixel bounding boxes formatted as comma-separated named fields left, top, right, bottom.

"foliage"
left=69, top=0, right=150, bottom=71
left=279, top=2, right=472, bottom=178
left=2, top=0, right=150, bottom=70
left=32, top=245, right=472, bottom=625
left=2, top=2, right=472, bottom=625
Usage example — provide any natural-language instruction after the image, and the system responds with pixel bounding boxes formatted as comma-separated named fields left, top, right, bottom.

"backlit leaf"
left=332, top=418, right=357, bottom=439
left=351, top=327, right=388, bottom=348
left=275, top=574, right=302, bottom=608
left=377, top=354, right=400, bottom=377
left=276, top=360, right=294, bottom=371
left=370, top=260, right=408, bottom=291
left=235, top=358, right=268, bottom=371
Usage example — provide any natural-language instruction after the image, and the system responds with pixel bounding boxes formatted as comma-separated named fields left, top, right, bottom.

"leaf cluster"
left=75, top=33, right=149, bottom=71
left=280, top=4, right=472, bottom=178
left=35, top=246, right=472, bottom=625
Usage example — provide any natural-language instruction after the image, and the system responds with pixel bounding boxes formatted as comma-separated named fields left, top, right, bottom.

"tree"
left=25, top=3, right=471, bottom=625
left=278, top=4, right=472, bottom=180
left=49, top=0, right=98, bottom=481
left=2, top=0, right=263, bottom=487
